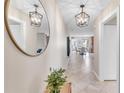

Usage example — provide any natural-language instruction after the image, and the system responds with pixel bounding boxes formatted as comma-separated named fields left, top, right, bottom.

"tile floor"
left=65, top=51, right=118, bottom=93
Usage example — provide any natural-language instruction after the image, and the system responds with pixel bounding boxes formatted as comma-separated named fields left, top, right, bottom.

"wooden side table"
left=45, top=83, right=71, bottom=93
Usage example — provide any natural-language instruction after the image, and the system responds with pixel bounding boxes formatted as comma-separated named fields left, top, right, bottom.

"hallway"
left=65, top=52, right=117, bottom=93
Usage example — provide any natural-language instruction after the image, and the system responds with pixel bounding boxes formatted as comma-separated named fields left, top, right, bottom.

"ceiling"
left=10, top=0, right=112, bottom=36
left=57, top=0, right=112, bottom=35
left=10, top=0, right=45, bottom=14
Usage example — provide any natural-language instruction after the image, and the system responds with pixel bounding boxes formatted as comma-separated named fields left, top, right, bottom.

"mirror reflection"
left=6, top=0, right=50, bottom=56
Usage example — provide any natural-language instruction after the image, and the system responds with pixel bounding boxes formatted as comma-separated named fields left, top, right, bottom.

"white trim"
left=92, top=71, right=102, bottom=81
left=116, top=7, right=120, bottom=93
left=99, top=7, right=119, bottom=81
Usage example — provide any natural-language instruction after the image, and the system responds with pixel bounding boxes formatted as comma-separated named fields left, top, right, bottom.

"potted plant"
left=45, top=68, right=67, bottom=93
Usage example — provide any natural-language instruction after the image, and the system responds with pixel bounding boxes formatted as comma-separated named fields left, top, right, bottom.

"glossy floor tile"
left=65, top=51, right=118, bottom=93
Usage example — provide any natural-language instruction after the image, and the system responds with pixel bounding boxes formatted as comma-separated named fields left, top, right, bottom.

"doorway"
left=99, top=8, right=119, bottom=81
left=8, top=18, right=25, bottom=50
left=70, top=36, right=94, bottom=56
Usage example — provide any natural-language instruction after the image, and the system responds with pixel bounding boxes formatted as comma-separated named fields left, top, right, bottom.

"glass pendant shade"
left=29, top=4, right=43, bottom=27
left=75, top=5, right=90, bottom=27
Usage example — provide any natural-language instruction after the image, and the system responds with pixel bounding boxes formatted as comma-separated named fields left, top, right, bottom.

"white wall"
left=5, top=0, right=68, bottom=93
left=45, top=1, right=68, bottom=69
left=93, top=0, right=119, bottom=78
left=69, top=30, right=94, bottom=37
left=100, top=25, right=117, bottom=80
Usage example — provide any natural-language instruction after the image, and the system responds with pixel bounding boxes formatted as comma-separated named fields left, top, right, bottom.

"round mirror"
left=5, top=0, right=50, bottom=56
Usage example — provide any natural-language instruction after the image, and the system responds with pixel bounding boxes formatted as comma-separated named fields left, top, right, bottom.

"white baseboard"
left=93, top=71, right=104, bottom=81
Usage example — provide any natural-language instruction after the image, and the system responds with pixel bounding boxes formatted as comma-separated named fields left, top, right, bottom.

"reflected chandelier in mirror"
left=4, top=0, right=50, bottom=56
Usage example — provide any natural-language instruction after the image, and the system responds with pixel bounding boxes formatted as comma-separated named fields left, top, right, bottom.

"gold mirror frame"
left=4, top=0, right=50, bottom=57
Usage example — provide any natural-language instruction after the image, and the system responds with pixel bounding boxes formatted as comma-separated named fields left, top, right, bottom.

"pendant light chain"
left=84, top=0, right=89, bottom=6
left=34, top=4, right=38, bottom=13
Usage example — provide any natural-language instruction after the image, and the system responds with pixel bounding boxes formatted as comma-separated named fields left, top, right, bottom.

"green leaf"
left=45, top=68, right=67, bottom=92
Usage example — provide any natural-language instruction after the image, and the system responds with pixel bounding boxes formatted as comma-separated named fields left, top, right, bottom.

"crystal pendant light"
left=75, top=5, right=90, bottom=27
left=29, top=4, right=43, bottom=27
